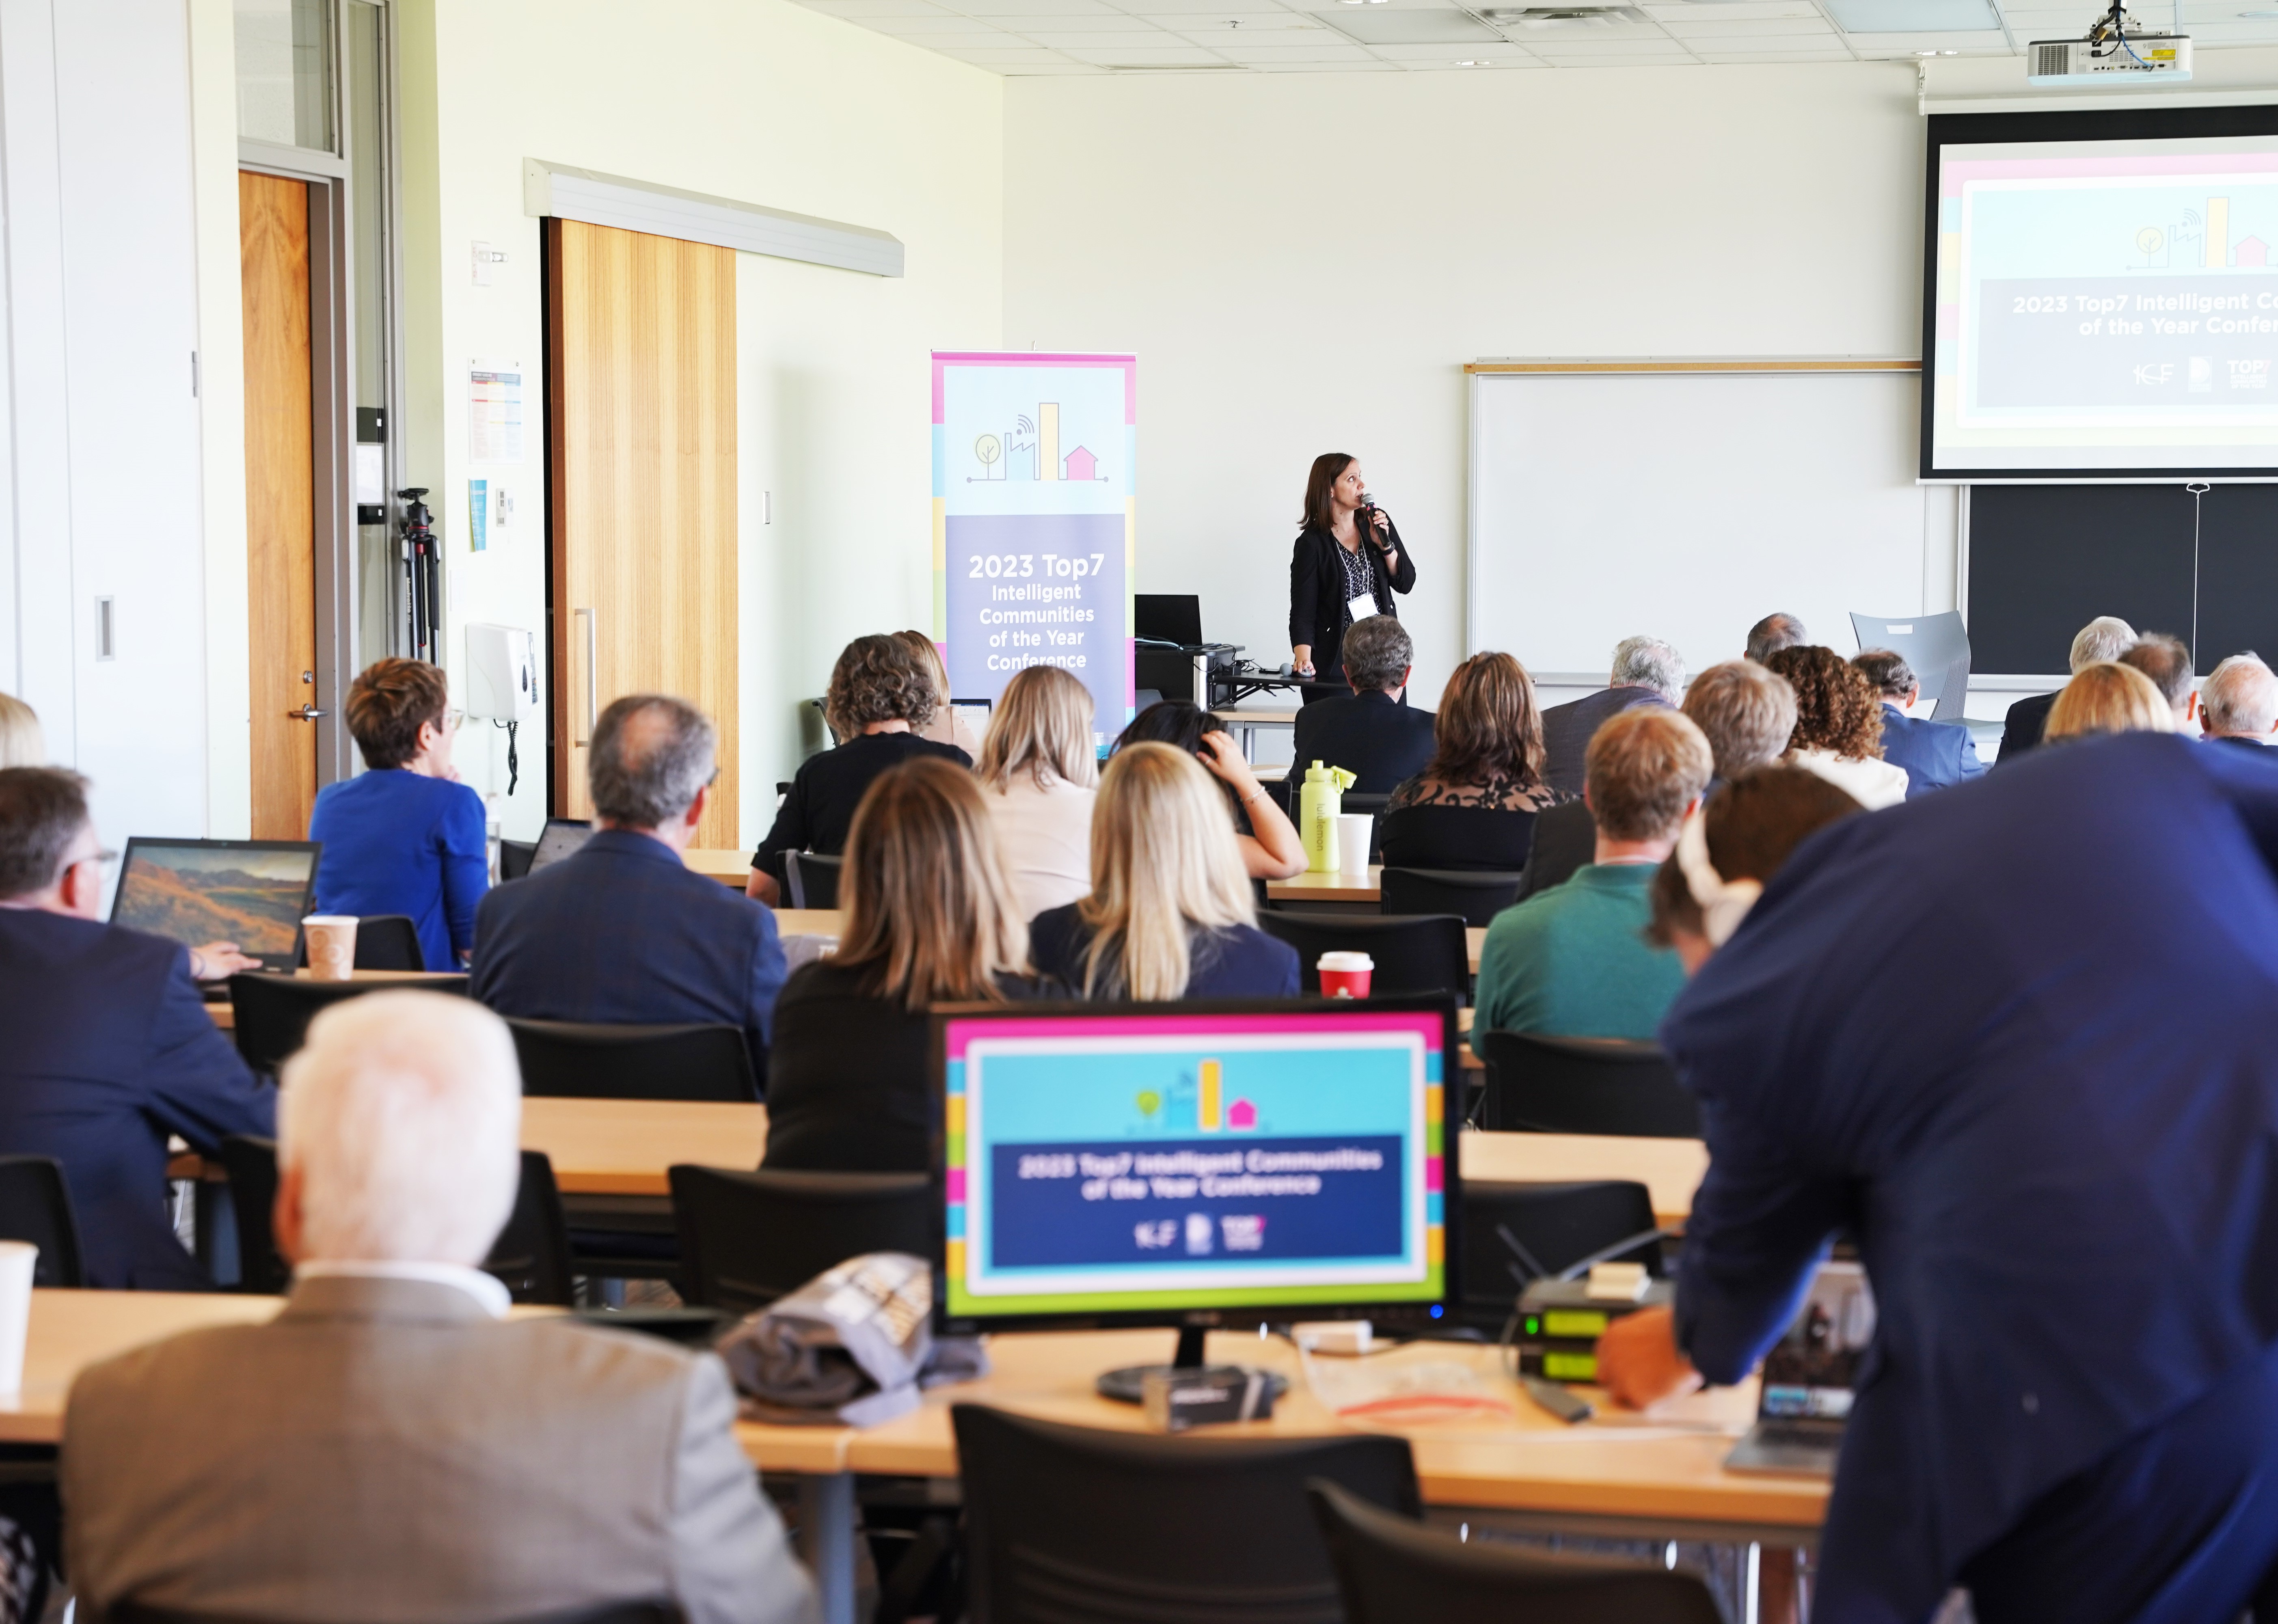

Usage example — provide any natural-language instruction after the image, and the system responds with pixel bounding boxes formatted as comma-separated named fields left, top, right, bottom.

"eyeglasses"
left=68, top=847, right=117, bottom=871
left=443, top=709, right=465, bottom=731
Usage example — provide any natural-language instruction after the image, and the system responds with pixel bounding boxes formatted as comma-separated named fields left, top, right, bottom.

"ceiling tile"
left=1658, top=15, right=1835, bottom=33
left=1640, top=0, right=1820, bottom=17
left=1215, top=39, right=1383, bottom=54
left=1822, top=0, right=1997, bottom=25
left=866, top=15, right=1016, bottom=32
left=1147, top=11, right=1334, bottom=28
left=1315, top=7, right=1507, bottom=41
left=1058, top=41, right=1241, bottom=56
left=1843, top=27, right=2010, bottom=47
left=1695, top=44, right=1853, bottom=56
left=945, top=0, right=1130, bottom=15
left=976, top=10, right=1177, bottom=25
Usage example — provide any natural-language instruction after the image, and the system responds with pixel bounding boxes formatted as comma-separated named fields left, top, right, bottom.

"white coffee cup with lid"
left=302, top=916, right=359, bottom=982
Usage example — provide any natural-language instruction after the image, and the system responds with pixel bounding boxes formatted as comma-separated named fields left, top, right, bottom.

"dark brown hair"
left=344, top=658, right=450, bottom=770
left=0, top=767, right=92, bottom=900
left=1422, top=652, right=1545, bottom=790
left=824, top=634, right=937, bottom=741
left=1646, top=766, right=1863, bottom=947
left=1765, top=646, right=1884, bottom=762
left=1300, top=453, right=1356, bottom=531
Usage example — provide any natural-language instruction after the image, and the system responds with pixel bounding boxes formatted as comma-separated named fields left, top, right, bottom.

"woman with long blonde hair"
left=0, top=692, right=42, bottom=768
left=977, top=665, right=1100, bottom=919
left=2045, top=661, right=2177, bottom=744
left=1030, top=742, right=1300, bottom=1000
left=764, top=757, right=1054, bottom=1170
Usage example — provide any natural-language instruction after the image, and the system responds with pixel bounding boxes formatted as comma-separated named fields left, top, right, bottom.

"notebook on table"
left=1724, top=1259, right=1875, bottom=1479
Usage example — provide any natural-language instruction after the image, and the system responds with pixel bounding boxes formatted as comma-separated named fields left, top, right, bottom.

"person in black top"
left=747, top=633, right=970, bottom=904
left=1113, top=702, right=1306, bottom=880
left=763, top=758, right=1057, bottom=1173
left=1288, top=453, right=1416, bottom=694
left=1380, top=652, right=1570, bottom=873
left=1289, top=615, right=1436, bottom=795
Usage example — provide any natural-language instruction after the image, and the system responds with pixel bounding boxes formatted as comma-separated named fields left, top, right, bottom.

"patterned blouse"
left=1335, top=539, right=1377, bottom=624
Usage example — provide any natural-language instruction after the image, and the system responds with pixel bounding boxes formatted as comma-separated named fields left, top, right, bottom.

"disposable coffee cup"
left=1318, top=951, right=1374, bottom=1000
left=1336, top=814, right=1373, bottom=877
left=0, top=1242, right=38, bottom=1395
left=302, top=915, right=359, bottom=982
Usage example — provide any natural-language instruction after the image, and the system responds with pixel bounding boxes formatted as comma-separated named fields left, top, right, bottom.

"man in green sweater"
left=1471, top=706, right=1713, bottom=1050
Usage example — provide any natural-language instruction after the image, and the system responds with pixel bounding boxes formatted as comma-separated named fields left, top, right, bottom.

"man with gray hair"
left=473, top=695, right=787, bottom=1084
left=1539, top=635, right=1685, bottom=799
left=2202, top=652, right=2278, bottom=747
left=1998, top=614, right=2136, bottom=765
left=1746, top=613, right=1808, bottom=664
left=64, top=991, right=814, bottom=1624
left=1287, top=615, right=1437, bottom=794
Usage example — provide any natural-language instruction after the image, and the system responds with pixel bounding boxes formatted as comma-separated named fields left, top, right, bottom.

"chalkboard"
left=1967, top=483, right=2278, bottom=676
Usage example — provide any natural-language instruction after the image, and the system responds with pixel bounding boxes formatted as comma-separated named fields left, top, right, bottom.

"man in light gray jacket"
left=63, top=990, right=815, bottom=1624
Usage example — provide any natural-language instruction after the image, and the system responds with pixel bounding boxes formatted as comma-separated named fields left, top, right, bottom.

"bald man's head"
left=588, top=695, right=716, bottom=829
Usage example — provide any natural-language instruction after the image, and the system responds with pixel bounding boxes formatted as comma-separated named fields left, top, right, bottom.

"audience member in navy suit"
left=1996, top=613, right=2135, bottom=767
left=473, top=695, right=787, bottom=1086
left=1852, top=649, right=1984, bottom=799
left=2202, top=653, right=2278, bottom=749
left=0, top=769, right=273, bottom=1288
left=1537, top=636, right=1682, bottom=799
left=1287, top=616, right=1435, bottom=795
left=1030, top=742, right=1299, bottom=1000
left=1604, top=738, right=2278, bottom=1622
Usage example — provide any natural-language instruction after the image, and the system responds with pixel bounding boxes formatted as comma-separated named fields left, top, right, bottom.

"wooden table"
left=684, top=848, right=754, bottom=887
left=1209, top=706, right=1300, bottom=760
left=520, top=1098, right=769, bottom=1194
left=1267, top=864, right=1383, bottom=905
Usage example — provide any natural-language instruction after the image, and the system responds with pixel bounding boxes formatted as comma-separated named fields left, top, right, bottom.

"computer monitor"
left=529, top=817, right=594, bottom=872
left=1135, top=594, right=1203, bottom=650
left=110, top=838, right=320, bottom=974
left=933, top=996, right=1460, bottom=1399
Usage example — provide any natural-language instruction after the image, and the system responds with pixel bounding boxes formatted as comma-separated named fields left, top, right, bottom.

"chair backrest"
left=111, top=1601, right=681, bottom=1624
left=1850, top=608, right=1971, bottom=721
left=228, top=974, right=471, bottom=1077
left=500, top=838, right=537, bottom=880
left=1307, top=1478, right=1721, bottom=1624
left=1378, top=867, right=1527, bottom=927
left=0, top=1157, right=84, bottom=1288
left=1478, top=1032, right=1699, bottom=1137
left=507, top=1019, right=759, bottom=1103
left=1459, top=1180, right=1662, bottom=1332
left=483, top=1151, right=577, bottom=1306
left=669, top=1165, right=930, bottom=1317
left=217, top=1135, right=288, bottom=1296
left=954, top=1404, right=1419, bottom=1624
left=784, top=850, right=842, bottom=910
left=351, top=915, right=425, bottom=972
left=1255, top=911, right=1471, bottom=1004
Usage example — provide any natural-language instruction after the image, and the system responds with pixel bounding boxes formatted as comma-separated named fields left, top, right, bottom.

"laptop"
left=1136, top=593, right=1203, bottom=650
left=529, top=817, right=595, bottom=872
left=110, top=838, right=321, bottom=988
left=949, top=696, right=993, bottom=741
left=1724, top=1259, right=1875, bottom=1478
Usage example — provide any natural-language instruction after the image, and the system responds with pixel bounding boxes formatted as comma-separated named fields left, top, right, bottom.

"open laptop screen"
left=111, top=839, right=319, bottom=968
left=1758, top=1259, right=1875, bottom=1421
left=529, top=818, right=594, bottom=872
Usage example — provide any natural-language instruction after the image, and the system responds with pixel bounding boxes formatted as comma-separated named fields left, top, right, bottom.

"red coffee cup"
left=1318, top=951, right=1374, bottom=999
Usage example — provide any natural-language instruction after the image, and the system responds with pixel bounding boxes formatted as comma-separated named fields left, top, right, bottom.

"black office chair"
left=669, top=1166, right=930, bottom=1317
left=500, top=838, right=538, bottom=880
left=1477, top=1032, right=1700, bottom=1137
left=1307, top=1478, right=1721, bottom=1624
left=784, top=851, right=842, bottom=910
left=112, top=1602, right=681, bottom=1624
left=507, top=1019, right=759, bottom=1103
left=351, top=915, right=424, bottom=971
left=229, top=973, right=472, bottom=1076
left=1257, top=912, right=1471, bottom=1004
left=483, top=1151, right=577, bottom=1306
left=1270, top=790, right=1391, bottom=858
left=1458, top=1180, right=1663, bottom=1334
left=0, top=1157, right=83, bottom=1288
left=954, top=1405, right=1420, bottom=1624
left=217, top=1135, right=288, bottom=1295
left=1379, top=868, right=1527, bottom=927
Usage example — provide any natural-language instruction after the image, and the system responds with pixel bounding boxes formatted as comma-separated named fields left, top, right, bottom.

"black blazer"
left=1512, top=799, right=1597, bottom=902
left=1539, top=687, right=1671, bottom=799
left=751, top=731, right=971, bottom=886
left=1288, top=520, right=1417, bottom=682
left=1996, top=691, right=2056, bottom=767
left=0, top=911, right=274, bottom=1289
left=1289, top=690, right=1437, bottom=795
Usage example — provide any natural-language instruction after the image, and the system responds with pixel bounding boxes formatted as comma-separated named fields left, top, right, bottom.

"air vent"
left=2033, top=40, right=2070, bottom=76
left=1480, top=5, right=1650, bottom=28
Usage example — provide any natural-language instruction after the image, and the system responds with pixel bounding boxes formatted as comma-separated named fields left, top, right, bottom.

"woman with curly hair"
left=1764, top=644, right=1909, bottom=810
left=746, top=633, right=972, bottom=904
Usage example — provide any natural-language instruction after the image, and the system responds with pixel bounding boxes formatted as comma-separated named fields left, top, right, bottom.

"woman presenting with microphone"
left=1288, top=453, right=1417, bottom=689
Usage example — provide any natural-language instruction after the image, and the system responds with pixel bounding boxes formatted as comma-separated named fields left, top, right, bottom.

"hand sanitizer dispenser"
left=466, top=624, right=538, bottom=722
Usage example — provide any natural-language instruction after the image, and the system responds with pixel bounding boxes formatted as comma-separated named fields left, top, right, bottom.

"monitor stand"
left=1095, top=1323, right=1292, bottom=1406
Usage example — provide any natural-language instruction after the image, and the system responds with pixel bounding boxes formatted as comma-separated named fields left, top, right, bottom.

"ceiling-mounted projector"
left=2028, top=2, right=2190, bottom=85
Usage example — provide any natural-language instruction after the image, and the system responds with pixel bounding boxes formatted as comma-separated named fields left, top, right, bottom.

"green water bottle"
left=1300, top=760, right=1357, bottom=874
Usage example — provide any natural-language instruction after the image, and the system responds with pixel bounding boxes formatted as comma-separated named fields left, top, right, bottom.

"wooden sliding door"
left=545, top=218, right=738, bottom=844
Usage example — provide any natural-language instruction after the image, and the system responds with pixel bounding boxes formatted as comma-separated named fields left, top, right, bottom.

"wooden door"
left=241, top=171, right=319, bottom=840
left=545, top=219, right=738, bottom=845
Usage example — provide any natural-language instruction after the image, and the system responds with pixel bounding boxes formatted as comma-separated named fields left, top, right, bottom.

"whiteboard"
left=1468, top=368, right=1929, bottom=682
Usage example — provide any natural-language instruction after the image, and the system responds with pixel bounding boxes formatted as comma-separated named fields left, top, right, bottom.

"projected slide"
left=942, top=1011, right=1446, bottom=1318
left=1928, top=135, right=2278, bottom=474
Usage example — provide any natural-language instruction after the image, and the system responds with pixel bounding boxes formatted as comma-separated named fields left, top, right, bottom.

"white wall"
left=407, top=0, right=1004, bottom=843
left=0, top=0, right=209, bottom=863
left=1002, top=64, right=1934, bottom=707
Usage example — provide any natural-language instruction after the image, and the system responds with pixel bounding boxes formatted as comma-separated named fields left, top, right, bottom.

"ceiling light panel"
left=1821, top=0, right=1996, bottom=26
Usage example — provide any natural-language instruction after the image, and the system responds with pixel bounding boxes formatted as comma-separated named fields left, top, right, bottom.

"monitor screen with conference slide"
left=933, top=998, right=1458, bottom=1337
left=1924, top=105, right=2278, bottom=479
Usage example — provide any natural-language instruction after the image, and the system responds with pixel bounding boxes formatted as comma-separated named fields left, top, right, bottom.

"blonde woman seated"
left=2045, top=661, right=2177, bottom=743
left=893, top=629, right=984, bottom=760
left=0, top=692, right=41, bottom=768
left=977, top=665, right=1099, bottom=920
left=763, top=758, right=1056, bottom=1173
left=1763, top=645, right=1909, bottom=811
left=1030, top=742, right=1300, bottom=1000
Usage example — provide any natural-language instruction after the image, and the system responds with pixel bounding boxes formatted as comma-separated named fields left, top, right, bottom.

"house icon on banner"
left=2239, top=236, right=2271, bottom=268
left=1064, top=445, right=1100, bottom=482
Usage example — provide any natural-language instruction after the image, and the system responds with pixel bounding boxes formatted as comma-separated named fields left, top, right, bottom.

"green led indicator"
left=1523, top=1316, right=1540, bottom=1335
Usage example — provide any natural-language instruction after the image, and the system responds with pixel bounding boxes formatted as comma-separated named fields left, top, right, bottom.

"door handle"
left=287, top=705, right=326, bottom=721
left=573, top=608, right=596, bottom=746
